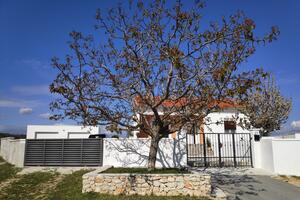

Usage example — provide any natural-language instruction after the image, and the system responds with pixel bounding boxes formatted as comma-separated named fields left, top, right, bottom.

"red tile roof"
left=133, top=96, right=240, bottom=109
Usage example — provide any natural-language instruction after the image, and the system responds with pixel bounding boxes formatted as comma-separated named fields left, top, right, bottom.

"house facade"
left=132, top=97, right=250, bottom=140
left=131, top=97, right=253, bottom=167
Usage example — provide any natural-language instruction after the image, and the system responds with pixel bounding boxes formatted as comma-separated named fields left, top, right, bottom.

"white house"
left=26, top=125, right=99, bottom=139
left=132, top=97, right=250, bottom=139
left=131, top=97, right=254, bottom=167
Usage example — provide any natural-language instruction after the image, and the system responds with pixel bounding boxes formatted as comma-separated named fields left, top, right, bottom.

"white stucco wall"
left=0, top=137, right=25, bottom=167
left=272, top=139, right=300, bottom=176
left=103, top=130, right=187, bottom=168
left=253, top=136, right=300, bottom=176
left=252, top=140, right=261, bottom=168
left=26, top=125, right=99, bottom=139
left=258, top=138, right=275, bottom=172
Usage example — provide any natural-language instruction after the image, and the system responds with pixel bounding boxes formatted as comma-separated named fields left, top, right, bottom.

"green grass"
left=0, top=164, right=210, bottom=200
left=48, top=170, right=90, bottom=200
left=0, top=171, right=56, bottom=200
left=101, top=167, right=190, bottom=174
left=0, top=157, right=20, bottom=182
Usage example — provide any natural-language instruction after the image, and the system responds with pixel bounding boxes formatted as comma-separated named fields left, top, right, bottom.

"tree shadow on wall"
left=104, top=132, right=187, bottom=168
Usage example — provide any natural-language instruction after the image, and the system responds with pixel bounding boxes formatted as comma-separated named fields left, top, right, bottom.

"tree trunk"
left=148, top=135, right=160, bottom=169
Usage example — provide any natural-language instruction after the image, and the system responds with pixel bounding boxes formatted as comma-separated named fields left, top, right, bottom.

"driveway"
left=191, top=168, right=300, bottom=200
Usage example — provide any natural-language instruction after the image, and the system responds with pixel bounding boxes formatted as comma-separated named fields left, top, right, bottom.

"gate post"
left=24, top=139, right=28, bottom=166
left=232, top=133, right=237, bottom=168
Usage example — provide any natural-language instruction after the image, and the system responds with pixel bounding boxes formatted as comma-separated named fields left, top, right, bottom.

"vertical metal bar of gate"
left=193, top=124, right=196, bottom=144
left=186, top=132, right=188, bottom=166
left=218, top=133, right=222, bottom=167
left=203, top=132, right=207, bottom=167
left=232, top=133, right=237, bottom=168
left=249, top=134, right=253, bottom=167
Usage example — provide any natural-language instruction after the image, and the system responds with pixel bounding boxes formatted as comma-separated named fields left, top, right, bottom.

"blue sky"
left=0, top=0, right=299, bottom=134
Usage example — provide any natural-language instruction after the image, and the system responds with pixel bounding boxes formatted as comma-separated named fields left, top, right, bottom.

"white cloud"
left=0, top=98, right=42, bottom=108
left=0, top=99, right=24, bottom=107
left=291, top=120, right=300, bottom=129
left=19, top=107, right=33, bottom=115
left=39, top=112, right=51, bottom=119
left=11, top=85, right=50, bottom=96
left=19, top=59, right=50, bottom=70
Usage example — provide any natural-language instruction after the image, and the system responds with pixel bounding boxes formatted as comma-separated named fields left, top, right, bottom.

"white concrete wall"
left=259, top=138, right=275, bottom=172
left=253, top=136, right=300, bottom=176
left=26, top=125, right=99, bottom=139
left=103, top=131, right=187, bottom=168
left=0, top=137, right=25, bottom=167
left=272, top=139, right=300, bottom=176
left=252, top=140, right=261, bottom=169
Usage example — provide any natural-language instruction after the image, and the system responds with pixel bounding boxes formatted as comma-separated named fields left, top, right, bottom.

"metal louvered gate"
left=24, top=139, right=103, bottom=166
left=187, top=133, right=253, bottom=168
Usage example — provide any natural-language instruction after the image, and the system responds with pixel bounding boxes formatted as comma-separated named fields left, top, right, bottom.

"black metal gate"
left=187, top=133, right=253, bottom=167
left=24, top=139, right=103, bottom=166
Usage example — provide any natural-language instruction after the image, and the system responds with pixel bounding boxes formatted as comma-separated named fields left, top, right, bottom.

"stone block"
left=184, top=181, right=193, bottom=189
left=81, top=171, right=211, bottom=197
left=153, top=181, right=161, bottom=187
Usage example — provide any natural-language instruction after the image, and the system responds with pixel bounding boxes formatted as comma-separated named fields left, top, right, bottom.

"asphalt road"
left=215, top=174, right=300, bottom=200
left=192, top=168, right=300, bottom=200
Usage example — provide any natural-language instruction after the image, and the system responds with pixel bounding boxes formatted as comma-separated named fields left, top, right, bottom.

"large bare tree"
left=242, top=76, right=291, bottom=136
left=50, top=0, right=279, bottom=168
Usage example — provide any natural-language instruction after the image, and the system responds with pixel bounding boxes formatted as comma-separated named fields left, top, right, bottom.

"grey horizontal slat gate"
left=24, top=139, right=103, bottom=166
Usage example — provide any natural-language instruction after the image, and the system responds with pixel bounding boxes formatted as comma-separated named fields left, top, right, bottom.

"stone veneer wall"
left=82, top=169, right=211, bottom=197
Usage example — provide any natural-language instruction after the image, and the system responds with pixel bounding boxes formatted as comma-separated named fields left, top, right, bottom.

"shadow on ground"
left=191, top=168, right=300, bottom=200
left=193, top=168, right=263, bottom=199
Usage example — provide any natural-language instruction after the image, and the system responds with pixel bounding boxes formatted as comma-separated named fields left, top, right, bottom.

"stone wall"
left=82, top=169, right=211, bottom=197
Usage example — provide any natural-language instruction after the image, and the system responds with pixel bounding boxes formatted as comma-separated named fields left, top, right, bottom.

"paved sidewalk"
left=191, top=168, right=300, bottom=200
